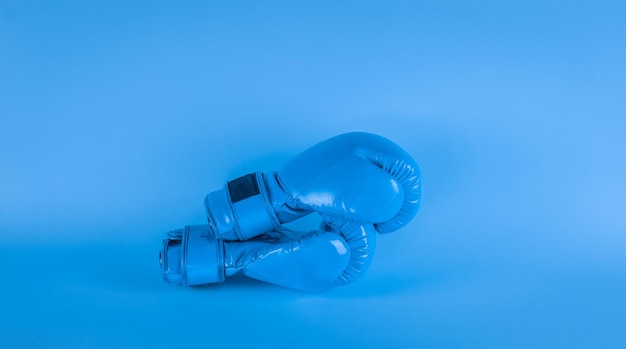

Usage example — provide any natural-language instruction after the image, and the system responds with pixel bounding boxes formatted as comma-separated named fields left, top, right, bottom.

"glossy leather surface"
left=277, top=132, right=422, bottom=234
left=226, top=229, right=351, bottom=292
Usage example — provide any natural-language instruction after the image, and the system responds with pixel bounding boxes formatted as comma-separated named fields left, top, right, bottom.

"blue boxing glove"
left=160, top=223, right=376, bottom=292
left=160, top=132, right=422, bottom=291
left=205, top=132, right=422, bottom=241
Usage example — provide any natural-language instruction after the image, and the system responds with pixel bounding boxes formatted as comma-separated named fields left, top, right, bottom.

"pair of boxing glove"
left=159, top=132, right=422, bottom=292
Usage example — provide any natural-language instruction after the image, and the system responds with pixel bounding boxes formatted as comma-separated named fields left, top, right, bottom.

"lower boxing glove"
left=204, top=132, right=422, bottom=241
left=160, top=221, right=376, bottom=292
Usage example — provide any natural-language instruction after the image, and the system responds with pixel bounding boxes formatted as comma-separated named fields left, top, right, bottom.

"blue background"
left=1, top=1, right=625, bottom=348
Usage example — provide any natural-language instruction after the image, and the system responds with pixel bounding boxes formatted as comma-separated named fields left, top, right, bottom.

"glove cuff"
left=160, top=225, right=225, bottom=286
left=205, top=172, right=279, bottom=240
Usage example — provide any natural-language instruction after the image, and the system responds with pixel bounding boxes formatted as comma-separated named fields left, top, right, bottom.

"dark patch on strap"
left=228, top=173, right=260, bottom=203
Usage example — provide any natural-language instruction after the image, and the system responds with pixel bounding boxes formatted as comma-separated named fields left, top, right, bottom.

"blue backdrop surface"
left=1, top=1, right=625, bottom=348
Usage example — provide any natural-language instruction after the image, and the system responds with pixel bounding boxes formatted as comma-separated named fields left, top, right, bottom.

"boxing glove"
left=160, top=223, right=377, bottom=292
left=204, top=132, right=422, bottom=242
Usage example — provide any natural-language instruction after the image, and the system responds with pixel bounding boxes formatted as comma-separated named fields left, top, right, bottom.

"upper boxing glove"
left=204, top=132, right=422, bottom=242
left=160, top=222, right=378, bottom=292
